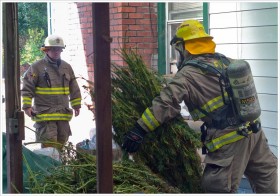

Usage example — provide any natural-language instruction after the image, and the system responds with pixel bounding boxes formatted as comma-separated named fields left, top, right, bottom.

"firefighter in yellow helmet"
left=21, top=35, right=82, bottom=151
left=122, top=20, right=277, bottom=193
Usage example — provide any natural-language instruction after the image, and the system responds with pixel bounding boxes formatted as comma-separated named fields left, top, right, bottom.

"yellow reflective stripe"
left=22, top=97, right=32, bottom=105
left=70, top=98, right=81, bottom=107
left=33, top=113, right=73, bottom=122
left=205, top=130, right=252, bottom=152
left=204, top=93, right=226, bottom=111
left=35, top=87, right=70, bottom=95
left=141, top=108, right=160, bottom=131
left=190, top=93, right=228, bottom=120
left=36, top=87, right=70, bottom=90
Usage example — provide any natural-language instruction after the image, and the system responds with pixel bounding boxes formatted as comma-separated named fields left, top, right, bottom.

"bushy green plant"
left=111, top=48, right=203, bottom=193
left=26, top=143, right=180, bottom=193
left=81, top=48, right=204, bottom=193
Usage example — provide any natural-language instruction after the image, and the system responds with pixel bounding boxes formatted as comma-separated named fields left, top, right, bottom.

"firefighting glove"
left=122, top=123, right=147, bottom=153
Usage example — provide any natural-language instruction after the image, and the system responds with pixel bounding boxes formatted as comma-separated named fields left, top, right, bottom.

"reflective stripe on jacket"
left=205, top=119, right=260, bottom=152
left=32, top=113, right=73, bottom=122
left=190, top=92, right=228, bottom=120
left=140, top=108, right=160, bottom=131
left=205, top=129, right=252, bottom=152
left=35, top=87, right=70, bottom=95
left=21, top=55, right=82, bottom=121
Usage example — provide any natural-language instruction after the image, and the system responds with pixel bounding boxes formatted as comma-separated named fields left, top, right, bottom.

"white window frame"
left=165, top=3, right=203, bottom=74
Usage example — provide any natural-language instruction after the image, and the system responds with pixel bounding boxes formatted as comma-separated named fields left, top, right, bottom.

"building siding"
left=209, top=2, right=278, bottom=156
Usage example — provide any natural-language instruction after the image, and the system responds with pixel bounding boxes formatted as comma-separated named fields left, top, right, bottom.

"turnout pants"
left=34, top=120, right=72, bottom=149
left=201, top=128, right=278, bottom=193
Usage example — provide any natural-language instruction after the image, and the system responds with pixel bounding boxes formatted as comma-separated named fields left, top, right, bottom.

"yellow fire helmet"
left=176, top=20, right=212, bottom=41
left=41, top=35, right=66, bottom=51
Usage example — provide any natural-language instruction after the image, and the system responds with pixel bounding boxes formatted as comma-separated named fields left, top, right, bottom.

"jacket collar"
left=44, top=55, right=62, bottom=67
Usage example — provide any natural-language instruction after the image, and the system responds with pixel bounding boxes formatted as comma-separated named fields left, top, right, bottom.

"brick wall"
left=74, top=2, right=158, bottom=82
left=75, top=3, right=94, bottom=81
left=110, top=2, right=158, bottom=67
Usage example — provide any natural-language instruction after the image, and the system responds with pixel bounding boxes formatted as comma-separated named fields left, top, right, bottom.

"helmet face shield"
left=174, top=48, right=185, bottom=70
left=170, top=35, right=185, bottom=70
left=175, top=50, right=182, bottom=67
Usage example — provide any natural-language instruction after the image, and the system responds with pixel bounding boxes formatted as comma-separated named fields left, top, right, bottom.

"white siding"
left=49, top=2, right=88, bottom=79
left=209, top=2, right=278, bottom=156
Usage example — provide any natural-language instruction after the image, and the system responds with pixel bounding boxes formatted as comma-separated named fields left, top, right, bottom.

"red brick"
left=110, top=31, right=119, bottom=37
left=138, top=19, right=152, bottom=25
left=136, top=7, right=150, bottom=13
left=137, top=31, right=154, bottom=37
left=125, top=31, right=136, bottom=36
left=122, top=13, right=129, bottom=19
left=119, top=7, right=136, bottom=13
left=122, top=19, right=136, bottom=25
left=84, top=11, right=92, bottom=17
left=86, top=4, right=92, bottom=11
left=113, top=2, right=128, bottom=7
left=111, top=19, right=122, bottom=26
left=129, top=13, right=144, bottom=19
left=81, top=28, right=88, bottom=34
left=124, top=43, right=137, bottom=48
left=129, top=37, right=145, bottom=43
left=112, top=13, right=123, bottom=19
left=143, top=48, right=154, bottom=54
left=129, top=3, right=150, bottom=7
left=110, top=7, right=118, bottom=13
left=128, top=25, right=142, bottom=31
left=112, top=25, right=122, bottom=31
left=144, top=13, right=157, bottom=19
left=80, top=17, right=87, bottom=23
left=137, top=43, right=154, bottom=48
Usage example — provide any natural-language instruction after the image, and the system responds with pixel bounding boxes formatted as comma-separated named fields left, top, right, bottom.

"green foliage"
left=111, top=48, right=204, bottom=193
left=26, top=143, right=180, bottom=193
left=18, top=2, right=47, bottom=65
left=18, top=3, right=47, bottom=38
left=20, top=28, right=45, bottom=65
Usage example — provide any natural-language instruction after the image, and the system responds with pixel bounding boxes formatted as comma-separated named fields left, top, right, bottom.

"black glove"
left=122, top=123, right=147, bottom=153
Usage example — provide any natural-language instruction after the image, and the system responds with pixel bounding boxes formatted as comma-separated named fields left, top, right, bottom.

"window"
left=166, top=2, right=203, bottom=74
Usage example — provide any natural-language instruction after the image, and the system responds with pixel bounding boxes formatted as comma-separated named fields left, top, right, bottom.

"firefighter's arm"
left=138, top=70, right=191, bottom=133
left=122, top=70, right=191, bottom=153
left=21, top=67, right=37, bottom=111
left=69, top=68, right=82, bottom=110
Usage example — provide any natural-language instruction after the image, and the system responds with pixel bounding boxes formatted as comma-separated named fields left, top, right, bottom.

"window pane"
left=168, top=2, right=203, bottom=20
left=169, top=23, right=181, bottom=62
left=166, top=2, right=203, bottom=74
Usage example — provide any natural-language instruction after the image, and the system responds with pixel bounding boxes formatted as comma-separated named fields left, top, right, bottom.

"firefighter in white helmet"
left=21, top=35, right=82, bottom=150
left=122, top=20, right=277, bottom=193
